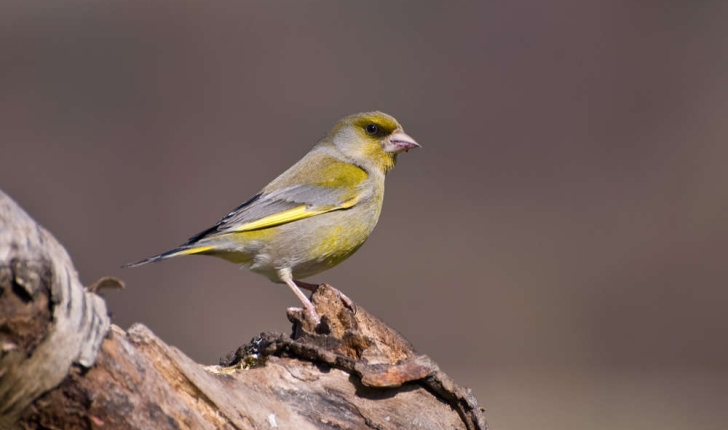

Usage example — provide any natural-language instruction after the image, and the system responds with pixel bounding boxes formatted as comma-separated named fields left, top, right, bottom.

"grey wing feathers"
left=185, top=185, right=357, bottom=243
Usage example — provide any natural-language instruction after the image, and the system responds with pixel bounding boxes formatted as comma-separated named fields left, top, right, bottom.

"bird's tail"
left=121, top=245, right=215, bottom=268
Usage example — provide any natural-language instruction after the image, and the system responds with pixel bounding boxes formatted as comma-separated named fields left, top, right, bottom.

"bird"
left=123, top=111, right=420, bottom=322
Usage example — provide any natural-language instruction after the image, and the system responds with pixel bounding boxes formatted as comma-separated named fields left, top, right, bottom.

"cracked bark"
left=0, top=189, right=488, bottom=430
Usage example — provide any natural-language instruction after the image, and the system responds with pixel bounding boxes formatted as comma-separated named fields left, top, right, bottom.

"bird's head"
left=326, top=111, right=420, bottom=173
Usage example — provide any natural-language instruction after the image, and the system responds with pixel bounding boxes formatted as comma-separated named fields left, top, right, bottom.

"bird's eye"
left=365, top=124, right=378, bottom=135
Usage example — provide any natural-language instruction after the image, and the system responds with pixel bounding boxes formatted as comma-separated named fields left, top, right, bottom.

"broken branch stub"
left=219, top=284, right=488, bottom=430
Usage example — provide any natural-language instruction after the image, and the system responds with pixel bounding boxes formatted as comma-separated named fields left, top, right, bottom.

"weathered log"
left=0, top=190, right=488, bottom=430
left=0, top=191, right=110, bottom=429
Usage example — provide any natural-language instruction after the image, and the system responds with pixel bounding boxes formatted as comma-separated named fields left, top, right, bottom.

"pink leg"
left=278, top=269, right=320, bottom=323
left=294, top=280, right=320, bottom=292
left=296, top=280, right=356, bottom=313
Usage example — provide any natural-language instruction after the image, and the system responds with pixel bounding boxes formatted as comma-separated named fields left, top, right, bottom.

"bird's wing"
left=226, top=184, right=362, bottom=231
left=186, top=166, right=369, bottom=243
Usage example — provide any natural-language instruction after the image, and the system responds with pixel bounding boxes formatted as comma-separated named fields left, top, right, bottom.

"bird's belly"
left=252, top=208, right=377, bottom=281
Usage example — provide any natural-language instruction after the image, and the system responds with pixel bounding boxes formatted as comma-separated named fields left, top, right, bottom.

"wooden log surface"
left=0, top=189, right=488, bottom=430
left=0, top=190, right=110, bottom=429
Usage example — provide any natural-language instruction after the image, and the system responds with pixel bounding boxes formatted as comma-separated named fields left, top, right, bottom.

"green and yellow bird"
left=124, top=111, right=420, bottom=321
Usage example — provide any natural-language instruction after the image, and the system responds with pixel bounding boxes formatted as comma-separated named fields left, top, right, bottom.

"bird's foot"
left=287, top=305, right=320, bottom=325
left=295, top=281, right=356, bottom=314
left=293, top=280, right=320, bottom=292
left=335, top=290, right=357, bottom=314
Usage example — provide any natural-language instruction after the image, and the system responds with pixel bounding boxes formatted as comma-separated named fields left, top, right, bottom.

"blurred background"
left=2, top=1, right=727, bottom=428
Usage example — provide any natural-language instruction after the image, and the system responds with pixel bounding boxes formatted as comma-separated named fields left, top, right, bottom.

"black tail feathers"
left=121, top=247, right=187, bottom=268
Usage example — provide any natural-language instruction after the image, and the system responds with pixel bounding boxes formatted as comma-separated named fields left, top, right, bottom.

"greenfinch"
left=124, top=111, right=419, bottom=322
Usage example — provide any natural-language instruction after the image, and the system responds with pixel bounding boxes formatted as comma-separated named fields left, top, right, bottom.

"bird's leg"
left=296, top=280, right=356, bottom=314
left=294, top=280, right=320, bottom=292
left=278, top=269, right=320, bottom=323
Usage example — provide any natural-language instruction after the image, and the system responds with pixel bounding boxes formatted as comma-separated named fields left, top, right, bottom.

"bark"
left=0, top=189, right=488, bottom=430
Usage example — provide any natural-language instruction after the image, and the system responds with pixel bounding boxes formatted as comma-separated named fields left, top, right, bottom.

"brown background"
left=2, top=1, right=727, bottom=429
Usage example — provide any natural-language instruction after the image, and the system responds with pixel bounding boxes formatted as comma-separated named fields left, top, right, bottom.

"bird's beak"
left=383, top=131, right=421, bottom=154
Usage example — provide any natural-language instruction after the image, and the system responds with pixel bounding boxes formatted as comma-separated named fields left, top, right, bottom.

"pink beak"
left=383, top=131, right=421, bottom=154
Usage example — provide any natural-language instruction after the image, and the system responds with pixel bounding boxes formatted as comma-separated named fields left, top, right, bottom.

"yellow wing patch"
left=232, top=197, right=359, bottom=232
left=175, top=245, right=215, bottom=256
